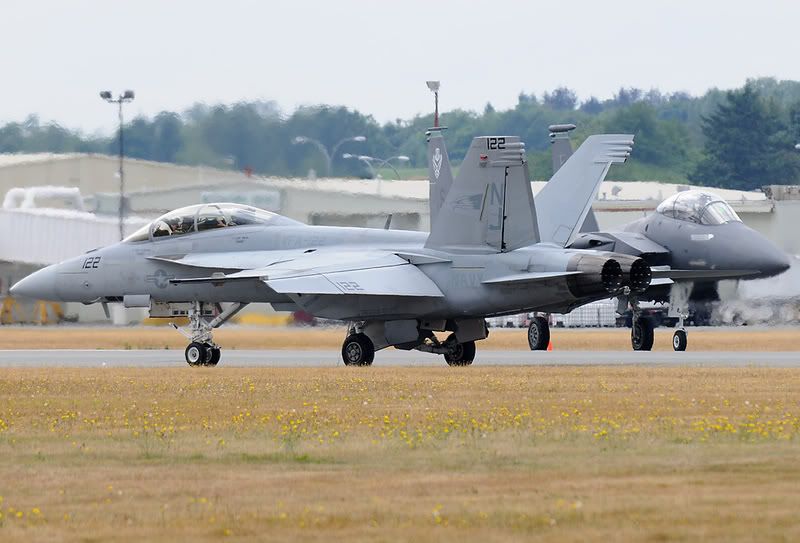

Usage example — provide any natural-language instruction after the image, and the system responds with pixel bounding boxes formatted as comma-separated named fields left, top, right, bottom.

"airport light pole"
left=292, top=135, right=366, bottom=176
left=342, top=153, right=377, bottom=178
left=426, top=81, right=440, bottom=127
left=343, top=154, right=410, bottom=180
left=100, top=89, right=135, bottom=240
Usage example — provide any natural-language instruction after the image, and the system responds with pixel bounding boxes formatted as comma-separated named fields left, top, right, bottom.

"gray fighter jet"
left=534, top=124, right=790, bottom=351
left=13, top=130, right=663, bottom=367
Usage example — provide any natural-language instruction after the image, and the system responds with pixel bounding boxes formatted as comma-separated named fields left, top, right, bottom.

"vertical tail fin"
left=425, top=136, right=538, bottom=252
left=549, top=123, right=576, bottom=174
left=427, top=129, right=454, bottom=226
left=549, top=123, right=599, bottom=234
left=536, top=134, right=634, bottom=247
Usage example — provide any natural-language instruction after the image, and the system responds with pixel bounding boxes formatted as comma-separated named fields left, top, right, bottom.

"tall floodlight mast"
left=426, top=81, right=440, bottom=128
left=100, top=90, right=135, bottom=241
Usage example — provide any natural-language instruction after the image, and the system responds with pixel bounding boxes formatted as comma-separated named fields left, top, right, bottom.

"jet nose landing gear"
left=185, top=342, right=221, bottom=367
left=167, top=302, right=245, bottom=367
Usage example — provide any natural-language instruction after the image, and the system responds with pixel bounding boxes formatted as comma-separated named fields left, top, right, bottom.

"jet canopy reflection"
left=125, top=203, right=299, bottom=242
left=656, top=190, right=742, bottom=225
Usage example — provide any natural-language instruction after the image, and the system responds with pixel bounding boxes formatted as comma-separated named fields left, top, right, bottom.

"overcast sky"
left=2, top=0, right=799, bottom=134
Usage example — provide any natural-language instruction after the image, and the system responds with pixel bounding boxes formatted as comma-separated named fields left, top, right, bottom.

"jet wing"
left=170, top=250, right=444, bottom=298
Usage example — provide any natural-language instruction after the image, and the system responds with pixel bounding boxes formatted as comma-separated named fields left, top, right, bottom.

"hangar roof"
left=0, top=153, right=84, bottom=167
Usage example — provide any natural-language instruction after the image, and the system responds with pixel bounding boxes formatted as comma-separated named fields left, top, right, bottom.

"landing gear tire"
left=444, top=334, right=476, bottom=366
left=185, top=342, right=208, bottom=366
left=527, top=316, right=550, bottom=351
left=631, top=318, right=654, bottom=351
left=207, top=346, right=221, bottom=366
left=342, top=333, right=375, bottom=366
left=672, top=329, right=687, bottom=351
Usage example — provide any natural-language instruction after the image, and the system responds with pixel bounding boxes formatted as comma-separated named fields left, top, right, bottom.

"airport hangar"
left=0, top=152, right=797, bottom=323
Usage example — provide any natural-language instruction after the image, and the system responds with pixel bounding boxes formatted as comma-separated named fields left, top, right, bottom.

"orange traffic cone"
left=547, top=340, right=553, bottom=351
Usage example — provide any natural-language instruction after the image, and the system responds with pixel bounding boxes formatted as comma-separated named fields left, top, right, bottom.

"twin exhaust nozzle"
left=567, top=254, right=652, bottom=298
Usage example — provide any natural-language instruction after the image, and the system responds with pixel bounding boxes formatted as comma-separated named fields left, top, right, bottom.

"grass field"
left=0, top=325, right=798, bottom=351
left=1, top=367, right=800, bottom=541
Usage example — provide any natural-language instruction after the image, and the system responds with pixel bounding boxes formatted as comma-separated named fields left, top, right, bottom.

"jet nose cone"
left=760, top=247, right=792, bottom=278
left=9, top=266, right=59, bottom=300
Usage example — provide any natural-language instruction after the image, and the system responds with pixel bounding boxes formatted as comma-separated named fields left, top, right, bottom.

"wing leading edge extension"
left=169, top=250, right=444, bottom=298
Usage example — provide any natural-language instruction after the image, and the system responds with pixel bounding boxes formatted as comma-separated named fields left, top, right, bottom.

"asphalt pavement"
left=0, top=349, right=798, bottom=367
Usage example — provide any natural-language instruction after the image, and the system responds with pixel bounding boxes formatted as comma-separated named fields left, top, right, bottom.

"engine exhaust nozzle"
left=616, top=256, right=652, bottom=293
left=566, top=255, right=623, bottom=298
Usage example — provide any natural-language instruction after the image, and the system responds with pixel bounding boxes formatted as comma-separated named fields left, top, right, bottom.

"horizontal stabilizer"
left=651, top=268, right=760, bottom=281
left=649, top=277, right=674, bottom=287
left=482, top=270, right=581, bottom=285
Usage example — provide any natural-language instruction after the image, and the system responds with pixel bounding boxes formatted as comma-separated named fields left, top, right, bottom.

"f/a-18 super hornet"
left=531, top=124, right=791, bottom=351
left=13, top=128, right=662, bottom=367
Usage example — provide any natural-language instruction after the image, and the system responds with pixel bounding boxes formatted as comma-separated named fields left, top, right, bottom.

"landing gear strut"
left=173, top=302, right=245, bottom=367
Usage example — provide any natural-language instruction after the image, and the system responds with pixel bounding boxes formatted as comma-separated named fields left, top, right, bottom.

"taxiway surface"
left=0, top=349, right=799, bottom=367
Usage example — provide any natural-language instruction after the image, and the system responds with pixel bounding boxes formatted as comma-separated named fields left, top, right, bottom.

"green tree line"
left=1, top=77, right=799, bottom=190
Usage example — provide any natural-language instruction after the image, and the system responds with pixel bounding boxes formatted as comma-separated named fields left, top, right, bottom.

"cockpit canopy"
left=124, top=203, right=299, bottom=242
left=656, top=190, right=742, bottom=225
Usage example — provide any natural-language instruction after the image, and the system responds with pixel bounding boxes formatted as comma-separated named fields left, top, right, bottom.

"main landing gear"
left=628, top=296, right=655, bottom=351
left=626, top=289, right=689, bottom=352
left=340, top=321, right=481, bottom=367
left=173, top=302, right=245, bottom=367
left=442, top=334, right=476, bottom=366
left=341, top=332, right=375, bottom=366
left=631, top=315, right=655, bottom=351
left=527, top=315, right=550, bottom=350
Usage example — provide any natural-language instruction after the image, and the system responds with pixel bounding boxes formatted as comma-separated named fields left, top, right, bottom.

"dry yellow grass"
left=1, top=367, right=800, bottom=541
left=0, top=325, right=797, bottom=351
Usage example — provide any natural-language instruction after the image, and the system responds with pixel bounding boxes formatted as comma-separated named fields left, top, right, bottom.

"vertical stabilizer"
left=549, top=123, right=576, bottom=174
left=537, top=134, right=634, bottom=247
left=427, top=129, right=454, bottom=225
left=425, top=136, right=538, bottom=252
left=549, top=123, right=599, bottom=234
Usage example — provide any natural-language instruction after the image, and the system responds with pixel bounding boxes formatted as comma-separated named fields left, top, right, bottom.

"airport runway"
left=0, top=349, right=799, bottom=367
